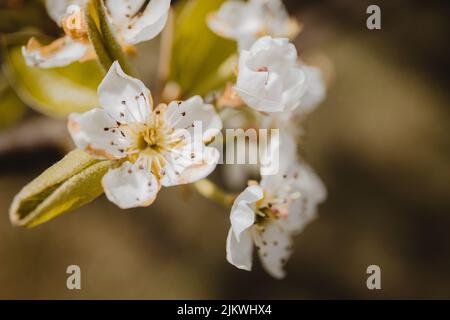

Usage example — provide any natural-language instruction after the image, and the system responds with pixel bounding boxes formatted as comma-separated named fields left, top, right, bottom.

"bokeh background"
left=0, top=0, right=449, bottom=299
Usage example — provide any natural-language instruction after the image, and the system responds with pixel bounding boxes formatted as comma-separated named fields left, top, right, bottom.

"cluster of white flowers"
left=22, top=0, right=327, bottom=279
left=208, top=0, right=327, bottom=278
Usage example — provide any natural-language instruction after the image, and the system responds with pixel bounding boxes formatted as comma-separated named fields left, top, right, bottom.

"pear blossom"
left=23, top=0, right=171, bottom=68
left=221, top=60, right=326, bottom=188
left=68, top=61, right=222, bottom=209
left=235, top=36, right=306, bottom=113
left=207, top=0, right=300, bottom=50
left=257, top=63, right=327, bottom=132
left=226, top=134, right=326, bottom=278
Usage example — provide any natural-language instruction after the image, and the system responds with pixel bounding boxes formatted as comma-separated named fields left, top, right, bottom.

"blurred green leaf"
left=169, top=0, right=236, bottom=97
left=9, top=149, right=111, bottom=228
left=2, top=46, right=103, bottom=118
left=0, top=75, right=26, bottom=129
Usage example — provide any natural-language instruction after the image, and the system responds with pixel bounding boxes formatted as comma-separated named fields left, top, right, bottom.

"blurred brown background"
left=0, top=0, right=449, bottom=299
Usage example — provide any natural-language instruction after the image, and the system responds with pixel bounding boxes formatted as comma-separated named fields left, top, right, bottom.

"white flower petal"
left=102, top=161, right=160, bottom=209
left=253, top=221, right=292, bottom=279
left=251, top=0, right=299, bottom=38
left=235, top=36, right=303, bottom=112
left=98, top=61, right=152, bottom=123
left=165, top=96, right=222, bottom=143
left=297, top=63, right=326, bottom=114
left=68, top=108, right=129, bottom=159
left=260, top=131, right=296, bottom=179
left=246, top=37, right=297, bottom=73
left=286, top=197, right=316, bottom=234
left=111, top=0, right=171, bottom=44
left=207, top=1, right=251, bottom=39
left=235, top=52, right=285, bottom=112
left=226, top=228, right=254, bottom=271
left=293, top=162, right=327, bottom=203
left=22, top=37, right=88, bottom=69
left=283, top=161, right=327, bottom=233
left=160, top=146, right=220, bottom=187
left=207, top=1, right=262, bottom=48
left=230, top=184, right=263, bottom=239
left=208, top=0, right=299, bottom=50
left=124, top=11, right=169, bottom=44
left=281, top=67, right=306, bottom=111
left=104, top=0, right=145, bottom=26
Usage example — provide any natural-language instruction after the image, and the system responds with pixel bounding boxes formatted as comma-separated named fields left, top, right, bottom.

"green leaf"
left=169, top=0, right=237, bottom=98
left=2, top=46, right=103, bottom=118
left=0, top=74, right=26, bottom=129
left=9, top=149, right=111, bottom=228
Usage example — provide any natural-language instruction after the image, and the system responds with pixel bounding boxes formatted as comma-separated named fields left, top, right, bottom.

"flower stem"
left=85, top=7, right=112, bottom=71
left=193, top=179, right=236, bottom=209
left=86, top=0, right=137, bottom=76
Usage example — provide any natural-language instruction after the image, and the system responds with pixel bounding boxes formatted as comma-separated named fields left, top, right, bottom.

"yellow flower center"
left=116, top=107, right=187, bottom=179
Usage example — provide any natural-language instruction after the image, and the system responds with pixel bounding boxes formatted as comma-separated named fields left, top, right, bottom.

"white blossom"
left=235, top=36, right=306, bottom=113
left=226, top=134, right=326, bottom=278
left=68, top=61, right=222, bottom=209
left=207, top=0, right=300, bottom=50
left=23, top=0, right=171, bottom=68
left=257, top=63, right=327, bottom=134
